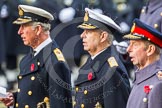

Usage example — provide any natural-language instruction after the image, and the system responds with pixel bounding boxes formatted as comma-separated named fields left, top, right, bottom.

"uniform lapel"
left=75, top=46, right=113, bottom=85
left=19, top=42, right=55, bottom=76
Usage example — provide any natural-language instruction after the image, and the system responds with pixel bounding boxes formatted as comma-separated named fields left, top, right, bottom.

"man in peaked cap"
left=73, top=8, right=130, bottom=108
left=0, top=5, right=72, bottom=108
left=123, top=19, right=162, bottom=108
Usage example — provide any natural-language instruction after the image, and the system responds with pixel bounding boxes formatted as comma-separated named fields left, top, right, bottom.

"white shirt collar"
left=91, top=48, right=107, bottom=60
left=34, top=37, right=52, bottom=56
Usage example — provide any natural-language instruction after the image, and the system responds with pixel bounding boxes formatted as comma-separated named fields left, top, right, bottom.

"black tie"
left=32, top=50, right=36, bottom=57
left=30, top=49, right=36, bottom=58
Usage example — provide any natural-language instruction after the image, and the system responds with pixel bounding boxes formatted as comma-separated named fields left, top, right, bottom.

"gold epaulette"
left=107, top=57, right=118, bottom=67
left=53, top=48, right=65, bottom=62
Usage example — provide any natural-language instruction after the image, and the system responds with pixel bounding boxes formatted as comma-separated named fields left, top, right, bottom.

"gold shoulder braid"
left=37, top=97, right=50, bottom=108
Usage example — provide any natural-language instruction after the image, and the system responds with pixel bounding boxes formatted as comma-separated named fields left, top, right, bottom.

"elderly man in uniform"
left=0, top=5, right=72, bottom=108
left=73, top=8, right=130, bottom=108
left=124, top=19, right=162, bottom=108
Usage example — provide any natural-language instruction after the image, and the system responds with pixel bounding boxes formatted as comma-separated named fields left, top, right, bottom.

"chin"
left=83, top=47, right=89, bottom=51
left=133, top=62, right=138, bottom=65
left=23, top=42, right=26, bottom=45
left=23, top=42, right=29, bottom=46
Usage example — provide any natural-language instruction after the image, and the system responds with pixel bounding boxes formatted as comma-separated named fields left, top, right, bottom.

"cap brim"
left=123, top=34, right=143, bottom=40
left=13, top=18, right=32, bottom=25
left=77, top=23, right=97, bottom=29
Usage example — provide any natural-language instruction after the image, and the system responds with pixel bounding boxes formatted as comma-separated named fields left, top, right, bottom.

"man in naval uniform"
left=73, top=8, right=130, bottom=108
left=123, top=19, right=162, bottom=108
left=0, top=5, right=72, bottom=108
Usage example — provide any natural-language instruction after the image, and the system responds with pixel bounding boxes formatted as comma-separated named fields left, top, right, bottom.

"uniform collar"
left=90, top=46, right=117, bottom=73
left=91, top=47, right=107, bottom=60
left=134, top=58, right=162, bottom=84
left=34, top=37, right=52, bottom=56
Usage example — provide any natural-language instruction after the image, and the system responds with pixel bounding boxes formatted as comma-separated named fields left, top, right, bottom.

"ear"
left=146, top=44, right=155, bottom=56
left=35, top=25, right=42, bottom=35
left=100, top=31, right=108, bottom=42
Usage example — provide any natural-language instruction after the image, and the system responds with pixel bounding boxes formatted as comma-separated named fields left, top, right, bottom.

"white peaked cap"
left=13, top=5, right=54, bottom=24
left=78, top=8, right=122, bottom=33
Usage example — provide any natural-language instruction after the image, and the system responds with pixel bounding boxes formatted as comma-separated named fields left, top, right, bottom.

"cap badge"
left=84, top=11, right=89, bottom=22
left=18, top=7, right=24, bottom=16
left=131, top=23, right=135, bottom=33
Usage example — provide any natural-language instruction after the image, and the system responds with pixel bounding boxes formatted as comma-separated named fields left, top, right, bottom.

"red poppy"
left=88, top=72, right=93, bottom=80
left=144, top=85, right=151, bottom=94
left=30, top=63, right=35, bottom=72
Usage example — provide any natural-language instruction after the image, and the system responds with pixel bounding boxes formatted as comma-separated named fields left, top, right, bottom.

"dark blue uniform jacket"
left=74, top=46, right=130, bottom=108
left=14, top=41, right=72, bottom=108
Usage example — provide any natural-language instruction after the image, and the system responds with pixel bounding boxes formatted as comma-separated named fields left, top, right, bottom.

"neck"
left=32, top=34, right=49, bottom=49
left=89, top=43, right=110, bottom=56
left=138, top=54, right=160, bottom=70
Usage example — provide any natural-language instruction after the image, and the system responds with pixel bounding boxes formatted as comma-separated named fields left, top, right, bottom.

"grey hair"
left=103, top=29, right=114, bottom=45
left=160, top=48, right=162, bottom=54
left=99, top=28, right=114, bottom=45
left=31, top=22, right=51, bottom=34
left=107, top=32, right=114, bottom=45
left=143, top=40, right=161, bottom=55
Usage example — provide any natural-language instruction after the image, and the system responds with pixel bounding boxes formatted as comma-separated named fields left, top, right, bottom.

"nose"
left=80, top=30, right=86, bottom=39
left=18, top=25, right=22, bottom=35
left=126, top=45, right=131, bottom=53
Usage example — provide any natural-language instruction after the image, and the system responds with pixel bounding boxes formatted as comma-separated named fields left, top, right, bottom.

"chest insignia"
left=144, top=85, right=153, bottom=94
left=53, top=48, right=65, bottom=62
left=30, top=63, right=35, bottom=72
left=143, top=85, right=153, bottom=103
left=107, top=57, right=118, bottom=67
left=88, top=72, right=93, bottom=81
